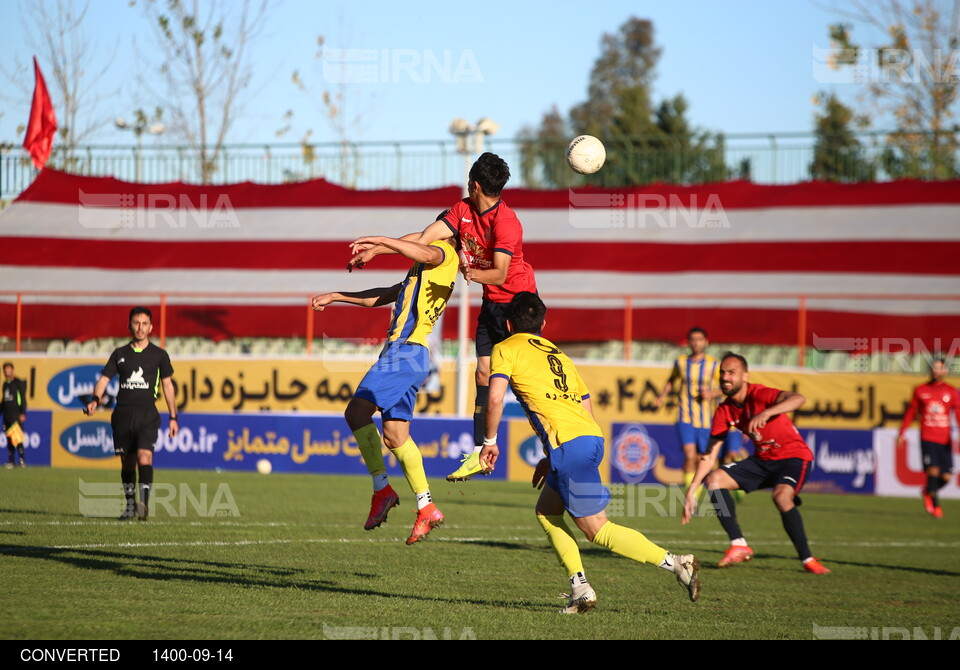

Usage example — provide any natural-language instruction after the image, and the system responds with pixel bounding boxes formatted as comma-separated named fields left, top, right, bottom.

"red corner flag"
left=22, top=56, right=58, bottom=170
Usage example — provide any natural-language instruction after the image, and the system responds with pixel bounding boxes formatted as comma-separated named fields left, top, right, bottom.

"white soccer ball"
left=566, top=135, right=606, bottom=174
left=256, top=458, right=272, bottom=475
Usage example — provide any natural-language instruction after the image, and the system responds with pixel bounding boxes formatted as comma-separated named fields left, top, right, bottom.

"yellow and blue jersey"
left=667, top=354, right=720, bottom=428
left=490, top=333, right=602, bottom=448
left=386, top=239, right=458, bottom=347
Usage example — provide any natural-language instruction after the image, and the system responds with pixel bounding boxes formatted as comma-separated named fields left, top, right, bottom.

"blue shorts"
left=720, top=456, right=811, bottom=493
left=545, top=435, right=610, bottom=518
left=354, top=342, right=430, bottom=421
left=677, top=422, right=710, bottom=454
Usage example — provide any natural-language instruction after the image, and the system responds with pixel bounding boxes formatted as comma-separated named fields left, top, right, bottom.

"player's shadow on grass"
left=718, top=550, right=960, bottom=577
left=8, top=546, right=549, bottom=611
left=4, top=546, right=303, bottom=580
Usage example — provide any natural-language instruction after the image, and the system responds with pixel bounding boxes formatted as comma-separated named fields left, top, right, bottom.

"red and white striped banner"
left=1, top=169, right=958, bottom=347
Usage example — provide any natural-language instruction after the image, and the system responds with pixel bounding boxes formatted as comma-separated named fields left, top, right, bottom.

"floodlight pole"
left=449, top=118, right=498, bottom=417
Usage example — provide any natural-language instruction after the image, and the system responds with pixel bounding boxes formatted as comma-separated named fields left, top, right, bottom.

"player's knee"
left=927, top=466, right=941, bottom=478
left=772, top=488, right=794, bottom=510
left=343, top=399, right=372, bottom=429
left=703, top=471, right=722, bottom=490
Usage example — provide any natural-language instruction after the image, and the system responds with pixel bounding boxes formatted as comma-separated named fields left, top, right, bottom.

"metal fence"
left=1, top=131, right=957, bottom=200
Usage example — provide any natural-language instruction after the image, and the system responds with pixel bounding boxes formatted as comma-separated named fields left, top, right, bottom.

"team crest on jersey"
left=461, top=234, right=491, bottom=268
left=121, top=366, right=149, bottom=390
left=612, top=424, right=659, bottom=483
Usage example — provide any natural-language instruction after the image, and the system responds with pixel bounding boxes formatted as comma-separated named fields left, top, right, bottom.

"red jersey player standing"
left=682, top=353, right=830, bottom=575
left=349, top=152, right=539, bottom=482
left=897, top=358, right=960, bottom=518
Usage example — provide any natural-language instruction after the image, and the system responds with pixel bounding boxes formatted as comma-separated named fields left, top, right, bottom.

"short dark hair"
left=468, top=152, right=510, bottom=197
left=2, top=362, right=12, bottom=370
left=688, top=326, right=708, bottom=339
left=129, top=306, right=152, bottom=323
left=721, top=352, right=748, bottom=371
left=508, top=292, right=546, bottom=334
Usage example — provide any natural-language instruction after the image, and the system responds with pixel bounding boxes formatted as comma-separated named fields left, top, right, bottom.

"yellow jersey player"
left=479, top=292, right=701, bottom=613
left=656, top=327, right=723, bottom=490
left=312, top=236, right=458, bottom=544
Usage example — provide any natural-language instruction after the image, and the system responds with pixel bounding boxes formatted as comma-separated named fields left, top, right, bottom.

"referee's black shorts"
left=111, top=406, right=161, bottom=457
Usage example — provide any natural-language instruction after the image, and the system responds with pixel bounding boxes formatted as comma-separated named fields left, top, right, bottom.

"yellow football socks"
left=353, top=423, right=386, bottom=477
left=592, top=520, right=668, bottom=566
left=537, top=514, right=584, bottom=578
left=391, top=438, right=429, bottom=495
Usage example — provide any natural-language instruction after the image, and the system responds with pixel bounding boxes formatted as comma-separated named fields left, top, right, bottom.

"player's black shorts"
left=719, top=455, right=811, bottom=493
left=475, top=300, right=512, bottom=358
left=111, top=406, right=161, bottom=457
left=921, top=440, right=954, bottom=474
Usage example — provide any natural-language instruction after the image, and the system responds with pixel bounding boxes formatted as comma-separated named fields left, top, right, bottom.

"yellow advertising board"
left=11, top=356, right=924, bottom=437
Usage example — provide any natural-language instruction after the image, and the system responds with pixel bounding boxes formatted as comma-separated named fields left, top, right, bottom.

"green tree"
left=810, top=92, right=877, bottom=181
left=519, top=17, right=730, bottom=188
left=826, top=0, right=959, bottom=179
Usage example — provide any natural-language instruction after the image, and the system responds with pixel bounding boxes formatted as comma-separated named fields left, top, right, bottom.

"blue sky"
left=1, top=0, right=868, bottom=147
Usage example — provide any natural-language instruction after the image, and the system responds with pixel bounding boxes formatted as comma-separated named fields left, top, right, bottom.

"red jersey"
left=442, top=198, right=537, bottom=304
left=899, top=380, right=960, bottom=444
left=711, top=383, right=813, bottom=462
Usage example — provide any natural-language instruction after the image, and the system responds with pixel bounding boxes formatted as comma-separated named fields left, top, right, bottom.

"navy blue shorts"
left=355, top=342, right=430, bottom=421
left=719, top=455, right=811, bottom=493
left=475, top=300, right=512, bottom=358
left=921, top=440, right=954, bottom=474
left=545, top=435, right=611, bottom=518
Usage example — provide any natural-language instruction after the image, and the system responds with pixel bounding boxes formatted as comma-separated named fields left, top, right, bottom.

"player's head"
left=507, top=292, right=546, bottom=334
left=719, top=352, right=749, bottom=397
left=128, top=306, right=153, bottom=341
left=930, top=357, right=948, bottom=382
left=2, top=362, right=12, bottom=380
left=468, top=152, right=510, bottom=198
left=687, top=327, right=708, bottom=355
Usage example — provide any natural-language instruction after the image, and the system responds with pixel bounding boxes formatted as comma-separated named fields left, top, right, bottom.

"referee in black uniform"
left=2, top=362, right=28, bottom=468
left=84, top=307, right=178, bottom=520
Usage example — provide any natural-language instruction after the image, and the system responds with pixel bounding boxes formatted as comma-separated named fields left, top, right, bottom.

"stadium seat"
left=46, top=340, right=66, bottom=354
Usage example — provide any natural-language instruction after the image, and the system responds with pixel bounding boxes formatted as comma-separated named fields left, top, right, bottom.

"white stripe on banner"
left=3, top=202, right=960, bottom=242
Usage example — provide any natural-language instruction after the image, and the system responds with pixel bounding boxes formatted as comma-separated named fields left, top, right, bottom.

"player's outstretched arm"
left=312, top=284, right=403, bottom=311
left=682, top=437, right=723, bottom=524
left=348, top=219, right=453, bottom=270
left=352, top=236, right=444, bottom=265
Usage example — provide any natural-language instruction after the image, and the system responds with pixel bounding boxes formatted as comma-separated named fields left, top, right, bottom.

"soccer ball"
left=566, top=135, right=606, bottom=174
left=256, top=458, right=272, bottom=475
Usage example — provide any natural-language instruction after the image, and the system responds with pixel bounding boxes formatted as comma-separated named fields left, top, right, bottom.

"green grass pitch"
left=2, top=468, right=958, bottom=640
